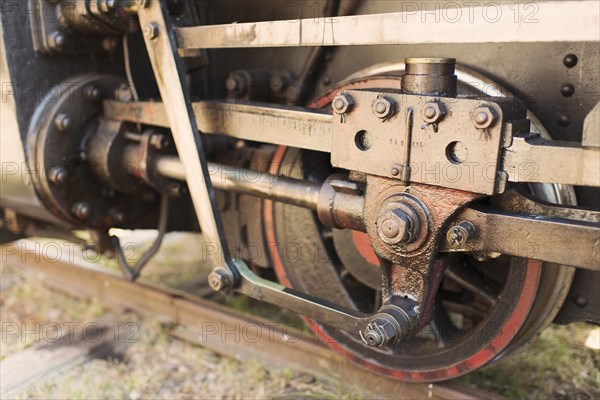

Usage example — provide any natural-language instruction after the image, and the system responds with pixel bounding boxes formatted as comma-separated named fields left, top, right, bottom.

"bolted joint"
left=446, top=221, right=476, bottom=247
left=332, top=93, right=353, bottom=115
left=372, top=96, right=395, bottom=119
left=208, top=267, right=234, bottom=292
left=99, top=0, right=118, bottom=13
left=83, top=85, right=101, bottom=103
left=143, top=22, right=160, bottom=41
left=471, top=106, right=496, bottom=129
left=54, top=113, right=72, bottom=132
left=360, top=306, right=412, bottom=348
left=150, top=133, right=170, bottom=150
left=47, top=31, right=66, bottom=51
left=362, top=319, right=398, bottom=347
left=421, top=102, right=445, bottom=124
left=73, top=201, right=91, bottom=221
left=47, top=166, right=67, bottom=186
left=225, top=71, right=249, bottom=96
left=376, top=208, right=417, bottom=245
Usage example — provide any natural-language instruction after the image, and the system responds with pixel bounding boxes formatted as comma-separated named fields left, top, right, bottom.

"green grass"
left=460, top=323, right=600, bottom=399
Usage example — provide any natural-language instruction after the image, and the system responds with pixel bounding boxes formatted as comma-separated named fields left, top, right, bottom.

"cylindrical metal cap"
left=402, top=58, right=457, bottom=97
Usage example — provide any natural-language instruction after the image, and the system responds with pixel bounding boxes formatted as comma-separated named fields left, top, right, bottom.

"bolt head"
left=332, top=94, right=353, bottom=114
left=47, top=31, right=66, bottom=50
left=208, top=267, right=233, bottom=291
left=54, top=114, right=72, bottom=132
left=381, top=218, right=401, bottom=239
left=100, top=0, right=117, bottom=13
left=144, top=22, right=159, bottom=40
left=421, top=102, right=445, bottom=124
left=446, top=221, right=476, bottom=247
left=226, top=77, right=239, bottom=91
left=362, top=318, right=398, bottom=348
left=47, top=166, right=67, bottom=186
left=471, top=107, right=496, bottom=129
left=150, top=134, right=170, bottom=150
left=376, top=209, right=413, bottom=245
left=372, top=97, right=394, bottom=119
left=84, top=85, right=101, bottom=103
left=110, top=208, right=126, bottom=224
left=73, top=202, right=91, bottom=221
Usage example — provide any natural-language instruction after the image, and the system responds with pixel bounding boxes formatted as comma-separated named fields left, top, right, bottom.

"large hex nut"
left=421, top=102, right=445, bottom=124
left=332, top=93, right=354, bottom=114
left=376, top=209, right=414, bottom=245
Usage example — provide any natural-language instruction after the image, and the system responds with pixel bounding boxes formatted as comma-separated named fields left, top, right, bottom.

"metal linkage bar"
left=232, top=260, right=369, bottom=333
left=442, top=206, right=600, bottom=271
left=504, top=135, right=600, bottom=187
left=105, top=99, right=600, bottom=190
left=497, top=189, right=600, bottom=223
left=176, top=1, right=599, bottom=49
left=103, top=100, right=333, bottom=153
left=137, top=1, right=231, bottom=268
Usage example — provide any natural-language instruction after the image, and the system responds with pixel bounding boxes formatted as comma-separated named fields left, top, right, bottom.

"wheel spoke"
left=445, top=261, right=500, bottom=306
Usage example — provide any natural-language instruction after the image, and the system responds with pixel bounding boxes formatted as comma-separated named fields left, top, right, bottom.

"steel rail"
left=6, top=246, right=502, bottom=399
left=175, top=1, right=600, bottom=49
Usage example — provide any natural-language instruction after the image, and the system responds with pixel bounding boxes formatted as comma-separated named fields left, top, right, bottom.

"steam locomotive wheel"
left=263, top=72, right=575, bottom=381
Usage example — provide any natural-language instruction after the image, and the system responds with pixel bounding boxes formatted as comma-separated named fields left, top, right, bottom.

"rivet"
left=561, top=83, right=575, bottom=97
left=558, top=114, right=572, bottom=127
left=563, top=54, right=578, bottom=68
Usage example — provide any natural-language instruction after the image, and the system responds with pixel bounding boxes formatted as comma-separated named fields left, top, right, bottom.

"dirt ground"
left=0, top=263, right=357, bottom=399
left=1, top=233, right=599, bottom=399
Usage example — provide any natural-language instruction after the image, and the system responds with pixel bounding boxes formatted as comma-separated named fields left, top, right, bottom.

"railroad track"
left=2, top=243, right=503, bottom=399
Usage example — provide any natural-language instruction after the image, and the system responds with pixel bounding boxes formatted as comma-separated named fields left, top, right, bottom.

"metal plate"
left=332, top=89, right=526, bottom=194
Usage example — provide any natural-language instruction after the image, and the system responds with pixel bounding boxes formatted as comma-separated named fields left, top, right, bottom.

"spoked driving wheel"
left=264, top=71, right=575, bottom=381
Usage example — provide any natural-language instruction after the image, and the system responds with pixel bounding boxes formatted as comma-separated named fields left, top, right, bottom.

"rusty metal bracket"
left=28, top=0, right=125, bottom=56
